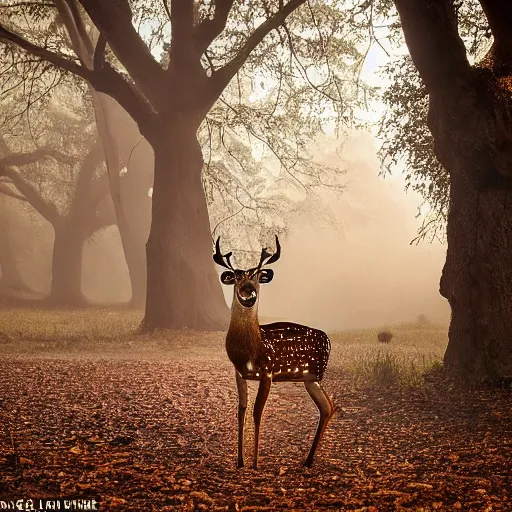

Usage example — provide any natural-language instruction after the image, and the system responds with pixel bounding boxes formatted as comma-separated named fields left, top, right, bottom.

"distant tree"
left=0, top=1, right=362, bottom=330
left=0, top=98, right=114, bottom=305
left=0, top=197, right=33, bottom=295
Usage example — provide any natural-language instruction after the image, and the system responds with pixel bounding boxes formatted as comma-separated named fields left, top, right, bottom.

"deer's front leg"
left=253, top=374, right=271, bottom=469
left=235, top=371, right=248, bottom=468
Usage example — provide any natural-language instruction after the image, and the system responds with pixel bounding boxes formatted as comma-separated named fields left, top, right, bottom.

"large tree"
left=378, top=0, right=512, bottom=382
left=0, top=0, right=359, bottom=330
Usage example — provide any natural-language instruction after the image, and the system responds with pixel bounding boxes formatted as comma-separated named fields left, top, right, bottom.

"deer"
left=213, top=236, right=335, bottom=468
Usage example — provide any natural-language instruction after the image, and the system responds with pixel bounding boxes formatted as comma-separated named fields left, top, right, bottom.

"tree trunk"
left=50, top=223, right=86, bottom=306
left=143, top=122, right=230, bottom=330
left=431, top=82, right=512, bottom=383
left=92, top=93, right=147, bottom=310
left=0, top=212, right=28, bottom=293
left=393, top=0, right=512, bottom=383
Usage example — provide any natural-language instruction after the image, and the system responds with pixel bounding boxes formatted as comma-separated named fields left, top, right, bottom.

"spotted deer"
left=213, top=236, right=335, bottom=468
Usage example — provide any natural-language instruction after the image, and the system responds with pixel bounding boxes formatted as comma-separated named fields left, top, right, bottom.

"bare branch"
left=88, top=172, right=109, bottom=209
left=0, top=166, right=60, bottom=224
left=162, top=0, right=171, bottom=22
left=210, top=0, right=306, bottom=99
left=71, top=140, right=104, bottom=211
left=194, top=0, right=235, bottom=55
left=0, top=24, right=94, bottom=83
left=85, top=205, right=116, bottom=237
left=78, top=0, right=165, bottom=106
left=168, top=0, right=196, bottom=69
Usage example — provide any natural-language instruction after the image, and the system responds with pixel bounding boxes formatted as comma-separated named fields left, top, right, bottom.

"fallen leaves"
left=0, top=358, right=510, bottom=511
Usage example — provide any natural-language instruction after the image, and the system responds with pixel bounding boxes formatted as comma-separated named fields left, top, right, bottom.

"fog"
left=236, top=133, right=450, bottom=330
left=1, top=127, right=449, bottom=330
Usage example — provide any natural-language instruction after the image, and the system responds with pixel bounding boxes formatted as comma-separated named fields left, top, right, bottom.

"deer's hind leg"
left=236, top=371, right=248, bottom=468
left=253, top=374, right=271, bottom=469
left=304, top=380, right=334, bottom=467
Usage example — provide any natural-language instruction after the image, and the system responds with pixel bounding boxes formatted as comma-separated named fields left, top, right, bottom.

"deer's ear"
left=221, top=270, right=236, bottom=285
left=258, top=269, right=274, bottom=284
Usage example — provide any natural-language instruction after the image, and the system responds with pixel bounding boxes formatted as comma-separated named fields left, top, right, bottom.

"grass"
left=0, top=307, right=142, bottom=341
left=348, top=350, right=443, bottom=389
left=0, top=308, right=448, bottom=387
left=328, top=324, right=447, bottom=389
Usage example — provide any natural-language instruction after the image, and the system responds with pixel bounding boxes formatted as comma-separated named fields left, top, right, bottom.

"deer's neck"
left=226, top=298, right=262, bottom=373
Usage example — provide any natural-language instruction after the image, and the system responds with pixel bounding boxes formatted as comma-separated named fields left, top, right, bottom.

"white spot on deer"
left=246, top=362, right=253, bottom=372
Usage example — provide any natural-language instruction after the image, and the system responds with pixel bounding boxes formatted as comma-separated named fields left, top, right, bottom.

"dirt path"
left=0, top=356, right=510, bottom=511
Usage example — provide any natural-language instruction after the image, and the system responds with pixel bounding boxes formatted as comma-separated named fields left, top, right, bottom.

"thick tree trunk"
left=441, top=173, right=512, bottom=382
left=394, top=0, right=512, bottom=383
left=143, top=122, right=230, bottom=330
left=50, top=223, right=86, bottom=306
left=431, top=83, right=512, bottom=383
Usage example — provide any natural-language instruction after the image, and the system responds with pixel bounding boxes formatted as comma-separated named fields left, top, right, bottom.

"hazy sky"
left=243, top=132, right=449, bottom=330
left=220, top=40, right=450, bottom=330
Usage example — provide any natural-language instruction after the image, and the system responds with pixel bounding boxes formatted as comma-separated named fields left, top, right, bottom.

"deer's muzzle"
left=237, top=282, right=257, bottom=308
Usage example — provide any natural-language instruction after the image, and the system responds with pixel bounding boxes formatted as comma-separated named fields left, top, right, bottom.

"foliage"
left=0, top=0, right=368, bottom=252
left=374, top=0, right=491, bottom=241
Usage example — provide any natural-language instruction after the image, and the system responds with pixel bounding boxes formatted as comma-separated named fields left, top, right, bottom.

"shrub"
left=377, top=329, right=393, bottom=343
left=416, top=314, right=431, bottom=328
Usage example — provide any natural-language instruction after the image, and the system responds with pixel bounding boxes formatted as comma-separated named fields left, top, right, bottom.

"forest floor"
left=0, top=309, right=511, bottom=511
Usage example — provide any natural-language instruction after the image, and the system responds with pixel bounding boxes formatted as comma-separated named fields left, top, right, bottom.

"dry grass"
left=0, top=308, right=448, bottom=386
left=329, top=323, right=447, bottom=388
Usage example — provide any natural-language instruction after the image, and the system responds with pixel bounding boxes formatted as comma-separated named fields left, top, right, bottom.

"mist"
left=238, top=132, right=450, bottom=330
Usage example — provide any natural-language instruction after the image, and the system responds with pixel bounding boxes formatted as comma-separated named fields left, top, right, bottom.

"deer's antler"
left=213, top=237, right=235, bottom=270
left=252, top=235, right=281, bottom=274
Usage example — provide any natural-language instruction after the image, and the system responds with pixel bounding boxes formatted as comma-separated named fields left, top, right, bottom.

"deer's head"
left=213, top=236, right=281, bottom=309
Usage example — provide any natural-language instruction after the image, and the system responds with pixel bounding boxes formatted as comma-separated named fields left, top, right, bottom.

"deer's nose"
left=237, top=282, right=257, bottom=308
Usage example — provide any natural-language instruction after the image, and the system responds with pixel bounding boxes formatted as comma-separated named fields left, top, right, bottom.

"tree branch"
left=78, top=0, right=166, bottom=106
left=194, top=0, right=235, bottom=56
left=88, top=172, right=109, bottom=209
left=210, top=0, right=306, bottom=99
left=0, top=23, right=155, bottom=133
left=0, top=24, right=94, bottom=83
left=93, top=33, right=106, bottom=70
left=0, top=147, right=74, bottom=168
left=393, top=0, right=474, bottom=94
left=0, top=183, right=28, bottom=203
left=168, top=0, right=196, bottom=70
left=0, top=167, right=60, bottom=225
left=479, top=0, right=512, bottom=73
left=54, top=0, right=94, bottom=67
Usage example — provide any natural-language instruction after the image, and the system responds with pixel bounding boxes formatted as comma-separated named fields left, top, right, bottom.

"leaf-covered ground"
left=0, top=339, right=511, bottom=511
